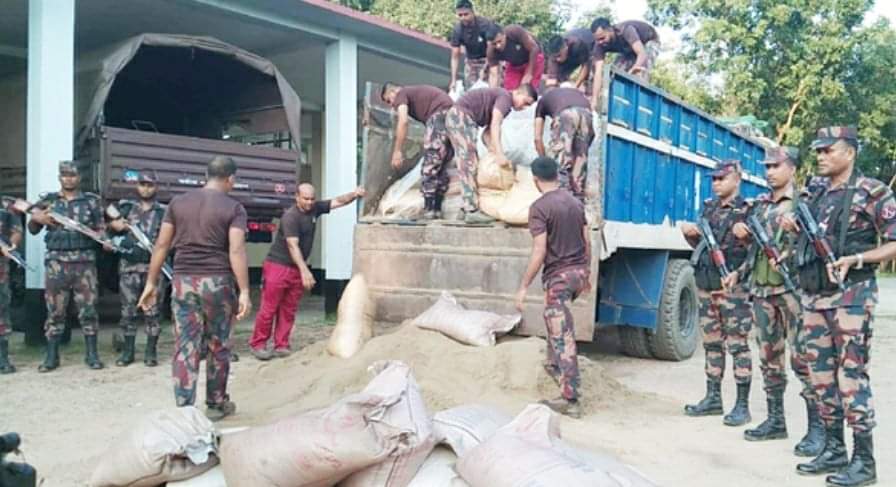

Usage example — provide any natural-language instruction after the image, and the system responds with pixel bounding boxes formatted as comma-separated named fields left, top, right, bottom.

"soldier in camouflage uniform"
left=533, top=87, right=595, bottom=202
left=107, top=170, right=167, bottom=367
left=380, top=83, right=455, bottom=219
left=0, top=197, right=24, bottom=374
left=681, top=160, right=754, bottom=426
left=780, top=127, right=896, bottom=486
left=137, top=156, right=251, bottom=421
left=725, top=147, right=824, bottom=455
left=28, top=161, right=107, bottom=372
left=516, top=156, right=591, bottom=419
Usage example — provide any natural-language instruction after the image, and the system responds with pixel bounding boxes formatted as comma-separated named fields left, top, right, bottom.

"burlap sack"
left=456, top=404, right=623, bottom=487
left=412, top=292, right=521, bottom=347
left=219, top=392, right=407, bottom=487
left=406, top=447, right=470, bottom=487
left=476, top=153, right=515, bottom=191
left=89, top=407, right=218, bottom=487
left=432, top=404, right=512, bottom=457
left=328, top=274, right=376, bottom=358
left=340, top=361, right=437, bottom=487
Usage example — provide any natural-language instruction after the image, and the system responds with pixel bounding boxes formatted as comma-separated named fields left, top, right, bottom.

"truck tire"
left=619, top=326, right=653, bottom=359
left=648, top=259, right=699, bottom=361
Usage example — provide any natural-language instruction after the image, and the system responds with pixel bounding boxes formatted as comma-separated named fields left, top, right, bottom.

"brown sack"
left=219, top=391, right=407, bottom=487
left=328, top=274, right=376, bottom=358
left=476, top=153, right=515, bottom=191
left=89, top=407, right=218, bottom=487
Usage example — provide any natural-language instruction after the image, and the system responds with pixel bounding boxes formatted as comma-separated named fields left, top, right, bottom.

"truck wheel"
left=648, top=259, right=699, bottom=361
left=619, top=326, right=652, bottom=359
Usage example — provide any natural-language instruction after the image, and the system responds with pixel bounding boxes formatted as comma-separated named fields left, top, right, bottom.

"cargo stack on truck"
left=13, top=34, right=304, bottom=344
left=355, top=68, right=768, bottom=361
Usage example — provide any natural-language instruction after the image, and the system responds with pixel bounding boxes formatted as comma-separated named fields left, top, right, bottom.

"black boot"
left=38, top=336, right=60, bottom=373
left=0, top=336, right=15, bottom=374
left=422, top=196, right=437, bottom=220
left=826, top=432, right=876, bottom=487
left=144, top=335, right=159, bottom=367
left=433, top=194, right=444, bottom=219
left=795, top=397, right=826, bottom=457
left=116, top=335, right=135, bottom=367
left=724, top=382, right=752, bottom=426
left=684, top=380, right=723, bottom=416
left=797, top=423, right=849, bottom=475
left=84, top=335, right=104, bottom=370
left=744, top=388, right=787, bottom=440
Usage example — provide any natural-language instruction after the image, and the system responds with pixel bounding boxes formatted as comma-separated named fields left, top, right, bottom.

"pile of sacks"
left=88, top=361, right=656, bottom=487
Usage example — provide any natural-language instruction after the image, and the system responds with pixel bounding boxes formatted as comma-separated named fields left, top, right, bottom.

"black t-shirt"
left=593, top=20, right=659, bottom=60
left=547, top=28, right=595, bottom=77
left=450, top=16, right=497, bottom=60
left=266, top=201, right=331, bottom=266
left=535, top=87, right=590, bottom=119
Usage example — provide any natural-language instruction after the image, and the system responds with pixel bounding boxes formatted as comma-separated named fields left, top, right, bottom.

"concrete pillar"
left=26, top=0, right=75, bottom=289
left=322, top=35, right=358, bottom=281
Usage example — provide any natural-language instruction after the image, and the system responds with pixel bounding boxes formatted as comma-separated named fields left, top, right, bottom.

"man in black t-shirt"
left=449, top=0, right=499, bottom=90
left=248, top=183, right=365, bottom=360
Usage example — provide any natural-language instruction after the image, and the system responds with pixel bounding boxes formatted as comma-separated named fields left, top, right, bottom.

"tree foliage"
left=647, top=0, right=896, bottom=178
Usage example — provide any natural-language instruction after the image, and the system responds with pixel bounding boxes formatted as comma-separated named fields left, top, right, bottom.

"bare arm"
left=229, top=227, right=249, bottom=293
left=575, top=60, right=591, bottom=89
left=591, top=60, right=604, bottom=110
left=630, top=40, right=647, bottom=72
left=534, top=117, right=546, bottom=157
left=330, top=187, right=365, bottom=210
left=391, top=105, right=410, bottom=169
left=489, top=109, right=505, bottom=156
left=487, top=43, right=500, bottom=87
left=287, top=236, right=316, bottom=291
left=518, top=233, right=547, bottom=291
left=522, top=33, right=539, bottom=81
left=451, top=47, right=462, bottom=87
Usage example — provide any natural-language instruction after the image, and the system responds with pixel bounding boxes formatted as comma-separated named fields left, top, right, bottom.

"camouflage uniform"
left=742, top=187, right=813, bottom=399
left=464, top=57, right=490, bottom=88
left=548, top=107, right=595, bottom=201
left=0, top=204, right=23, bottom=338
left=691, top=194, right=753, bottom=385
left=421, top=109, right=454, bottom=198
left=543, top=266, right=589, bottom=401
left=796, top=173, right=896, bottom=433
left=116, top=199, right=167, bottom=338
left=612, top=40, right=660, bottom=81
left=172, top=275, right=237, bottom=407
left=37, top=191, right=105, bottom=339
left=445, top=106, right=482, bottom=213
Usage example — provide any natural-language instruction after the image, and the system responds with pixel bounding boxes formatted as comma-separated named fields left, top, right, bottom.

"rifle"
left=106, top=205, right=173, bottom=280
left=746, top=214, right=796, bottom=292
left=0, top=235, right=35, bottom=272
left=12, top=198, right=123, bottom=252
left=794, top=201, right=846, bottom=292
left=698, top=217, right=731, bottom=278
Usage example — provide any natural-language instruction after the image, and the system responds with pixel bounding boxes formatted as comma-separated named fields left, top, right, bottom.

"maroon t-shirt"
left=593, top=20, right=659, bottom=61
left=163, top=188, right=247, bottom=276
left=392, top=85, right=454, bottom=123
left=528, top=188, right=588, bottom=281
left=488, top=25, right=540, bottom=67
left=535, top=87, right=590, bottom=119
left=546, top=28, right=595, bottom=77
left=265, top=200, right=331, bottom=266
left=455, top=87, right=513, bottom=127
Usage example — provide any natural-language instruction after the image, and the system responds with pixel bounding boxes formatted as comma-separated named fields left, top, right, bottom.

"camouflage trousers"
left=44, top=260, right=99, bottom=338
left=421, top=109, right=453, bottom=198
left=445, top=107, right=481, bottom=213
left=0, top=264, right=10, bottom=337
left=803, top=306, right=876, bottom=432
left=120, top=271, right=165, bottom=338
left=543, top=266, right=589, bottom=401
left=464, top=57, right=489, bottom=89
left=613, top=40, right=660, bottom=82
left=172, top=275, right=236, bottom=408
left=698, top=289, right=752, bottom=384
left=549, top=107, right=595, bottom=202
left=753, top=292, right=814, bottom=400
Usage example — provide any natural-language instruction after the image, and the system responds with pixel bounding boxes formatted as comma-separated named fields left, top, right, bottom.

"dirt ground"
left=1, top=282, right=893, bottom=487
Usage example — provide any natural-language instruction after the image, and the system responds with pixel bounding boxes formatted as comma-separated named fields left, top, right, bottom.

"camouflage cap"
left=763, top=146, right=800, bottom=166
left=810, top=126, right=858, bottom=150
left=137, top=169, right=158, bottom=184
left=711, top=159, right=741, bottom=177
left=58, top=160, right=79, bottom=176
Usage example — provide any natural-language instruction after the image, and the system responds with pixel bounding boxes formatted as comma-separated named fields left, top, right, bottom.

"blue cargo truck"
left=355, top=68, right=768, bottom=361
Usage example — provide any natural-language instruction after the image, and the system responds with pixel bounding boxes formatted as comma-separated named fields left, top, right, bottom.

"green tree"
left=365, top=0, right=570, bottom=43
left=647, top=0, right=896, bottom=177
left=649, top=60, right=721, bottom=115
left=573, top=3, right=614, bottom=30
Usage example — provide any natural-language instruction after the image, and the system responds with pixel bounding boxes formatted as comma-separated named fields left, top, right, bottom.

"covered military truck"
left=355, top=68, right=768, bottom=361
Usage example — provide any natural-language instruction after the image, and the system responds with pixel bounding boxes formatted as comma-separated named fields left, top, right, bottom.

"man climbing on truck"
left=533, top=86, right=595, bottom=202
left=446, top=85, right=538, bottom=224
left=516, top=156, right=591, bottom=419
left=381, top=83, right=454, bottom=220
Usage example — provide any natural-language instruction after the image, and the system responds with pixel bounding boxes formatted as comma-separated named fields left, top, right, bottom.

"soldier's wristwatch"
left=855, top=253, right=864, bottom=270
